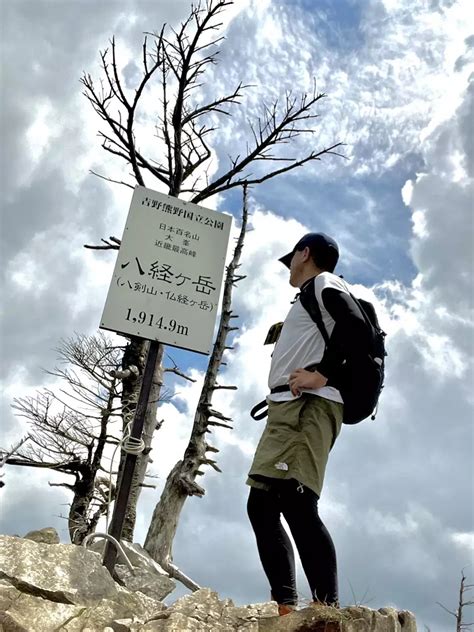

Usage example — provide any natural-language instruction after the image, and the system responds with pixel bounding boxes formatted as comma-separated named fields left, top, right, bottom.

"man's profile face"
left=289, top=248, right=305, bottom=287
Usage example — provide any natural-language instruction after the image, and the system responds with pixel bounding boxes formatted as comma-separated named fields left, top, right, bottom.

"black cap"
left=279, top=232, right=339, bottom=271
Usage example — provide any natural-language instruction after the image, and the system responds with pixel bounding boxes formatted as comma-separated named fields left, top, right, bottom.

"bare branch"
left=437, top=569, right=474, bottom=632
left=7, top=456, right=84, bottom=474
left=89, top=170, right=135, bottom=190
left=207, top=420, right=233, bottom=430
left=201, top=458, right=222, bottom=473
left=167, top=562, right=201, bottom=592
left=85, top=240, right=120, bottom=250
left=182, top=83, right=245, bottom=125
left=193, top=140, right=345, bottom=204
left=164, top=367, right=196, bottom=382
left=437, top=602, right=457, bottom=618
left=111, top=36, right=131, bottom=110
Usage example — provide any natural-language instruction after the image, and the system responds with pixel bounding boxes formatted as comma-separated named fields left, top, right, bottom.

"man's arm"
left=288, top=287, right=370, bottom=396
left=316, top=287, right=370, bottom=383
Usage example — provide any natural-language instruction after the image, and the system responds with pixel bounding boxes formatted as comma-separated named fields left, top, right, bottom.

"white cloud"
left=365, top=506, right=426, bottom=538
left=147, top=373, right=205, bottom=482
left=25, top=101, right=56, bottom=163
left=411, top=209, right=429, bottom=239
left=200, top=0, right=473, bottom=178
left=451, top=532, right=474, bottom=554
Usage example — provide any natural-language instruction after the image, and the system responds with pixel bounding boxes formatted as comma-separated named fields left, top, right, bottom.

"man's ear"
left=302, top=246, right=312, bottom=262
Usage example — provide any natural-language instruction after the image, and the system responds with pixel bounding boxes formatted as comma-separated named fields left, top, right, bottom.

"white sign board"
left=100, top=187, right=232, bottom=355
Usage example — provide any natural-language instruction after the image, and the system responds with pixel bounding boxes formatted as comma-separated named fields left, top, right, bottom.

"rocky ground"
left=0, top=529, right=417, bottom=631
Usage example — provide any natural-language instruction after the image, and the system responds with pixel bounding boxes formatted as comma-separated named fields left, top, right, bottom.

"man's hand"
left=288, top=368, right=328, bottom=397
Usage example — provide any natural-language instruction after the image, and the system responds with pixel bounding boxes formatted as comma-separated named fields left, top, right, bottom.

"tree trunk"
left=144, top=401, right=216, bottom=566
left=144, top=186, right=248, bottom=572
left=142, top=460, right=187, bottom=565
left=68, top=474, right=95, bottom=543
left=69, top=385, right=115, bottom=544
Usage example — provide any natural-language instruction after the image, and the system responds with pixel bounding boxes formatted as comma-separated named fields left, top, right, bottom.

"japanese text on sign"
left=142, top=196, right=226, bottom=231
left=100, top=187, right=232, bottom=355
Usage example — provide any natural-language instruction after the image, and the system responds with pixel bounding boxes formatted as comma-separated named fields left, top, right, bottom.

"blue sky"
left=1, top=1, right=473, bottom=630
left=289, top=0, right=366, bottom=50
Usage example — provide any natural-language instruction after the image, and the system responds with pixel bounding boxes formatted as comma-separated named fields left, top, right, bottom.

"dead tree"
left=8, top=334, right=123, bottom=543
left=144, top=184, right=247, bottom=588
left=81, top=0, right=343, bottom=555
left=7, top=332, right=187, bottom=543
left=437, top=569, right=473, bottom=632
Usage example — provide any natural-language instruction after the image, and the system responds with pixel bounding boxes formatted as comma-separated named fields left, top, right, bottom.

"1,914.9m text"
left=125, top=308, right=189, bottom=336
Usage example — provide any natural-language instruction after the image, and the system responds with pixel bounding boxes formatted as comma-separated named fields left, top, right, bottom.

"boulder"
left=0, top=535, right=164, bottom=631
left=141, top=588, right=277, bottom=631
left=115, top=564, right=176, bottom=602
left=0, top=584, right=85, bottom=631
left=0, top=583, right=163, bottom=632
left=89, top=539, right=170, bottom=576
left=257, top=603, right=418, bottom=632
left=86, top=538, right=176, bottom=601
left=141, top=593, right=417, bottom=632
left=23, top=527, right=60, bottom=545
left=0, top=534, right=120, bottom=605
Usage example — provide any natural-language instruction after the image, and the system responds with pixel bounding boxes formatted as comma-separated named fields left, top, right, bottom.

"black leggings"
left=247, top=478, right=338, bottom=606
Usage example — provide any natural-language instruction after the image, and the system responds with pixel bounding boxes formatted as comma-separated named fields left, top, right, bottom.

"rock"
left=65, top=596, right=156, bottom=631
left=89, top=539, right=171, bottom=577
left=87, top=538, right=176, bottom=601
left=111, top=619, right=135, bottom=632
left=0, top=580, right=163, bottom=632
left=0, top=584, right=85, bottom=632
left=151, top=587, right=233, bottom=629
left=115, top=564, right=176, bottom=602
left=0, top=610, right=30, bottom=632
left=377, top=608, right=418, bottom=632
left=0, top=535, right=164, bottom=631
left=117, top=586, right=166, bottom=621
left=23, top=527, right=60, bottom=545
left=221, top=599, right=277, bottom=631
left=257, top=603, right=418, bottom=632
left=142, top=588, right=277, bottom=631
left=0, top=534, right=119, bottom=605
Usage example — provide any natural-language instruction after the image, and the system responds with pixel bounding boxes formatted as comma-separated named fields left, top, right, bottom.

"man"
left=247, top=233, right=369, bottom=615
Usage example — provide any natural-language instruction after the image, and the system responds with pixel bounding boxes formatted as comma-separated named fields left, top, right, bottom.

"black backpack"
left=299, top=279, right=386, bottom=424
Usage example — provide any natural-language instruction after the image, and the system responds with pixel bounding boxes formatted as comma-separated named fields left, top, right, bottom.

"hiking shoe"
left=278, top=603, right=297, bottom=616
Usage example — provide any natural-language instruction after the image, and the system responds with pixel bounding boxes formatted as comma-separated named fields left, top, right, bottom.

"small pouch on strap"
left=264, top=322, right=284, bottom=345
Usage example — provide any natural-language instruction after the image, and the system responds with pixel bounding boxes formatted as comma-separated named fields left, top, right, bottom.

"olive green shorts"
left=247, top=395, right=343, bottom=497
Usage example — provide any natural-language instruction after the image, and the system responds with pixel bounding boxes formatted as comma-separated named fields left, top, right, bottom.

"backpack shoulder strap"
left=299, top=277, right=330, bottom=346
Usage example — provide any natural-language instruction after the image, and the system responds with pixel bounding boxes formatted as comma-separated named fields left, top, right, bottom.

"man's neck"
left=297, top=268, right=323, bottom=289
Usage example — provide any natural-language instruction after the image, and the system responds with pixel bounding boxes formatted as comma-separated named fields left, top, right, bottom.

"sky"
left=1, top=0, right=473, bottom=630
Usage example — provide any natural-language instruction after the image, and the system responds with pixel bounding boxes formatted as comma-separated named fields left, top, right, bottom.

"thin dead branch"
left=437, top=569, right=474, bottom=632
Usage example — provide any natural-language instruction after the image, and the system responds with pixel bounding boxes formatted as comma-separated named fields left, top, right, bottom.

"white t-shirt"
left=267, top=272, right=350, bottom=403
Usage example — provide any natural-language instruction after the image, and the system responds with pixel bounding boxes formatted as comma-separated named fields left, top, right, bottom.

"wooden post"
left=102, top=340, right=160, bottom=574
